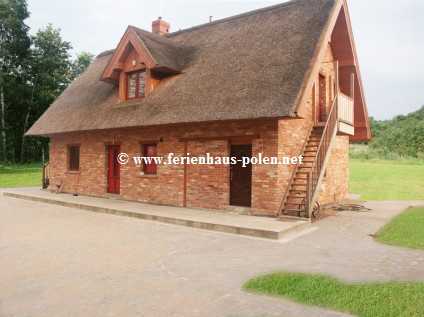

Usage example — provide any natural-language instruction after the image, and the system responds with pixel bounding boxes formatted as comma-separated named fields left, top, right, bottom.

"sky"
left=25, top=0, right=424, bottom=120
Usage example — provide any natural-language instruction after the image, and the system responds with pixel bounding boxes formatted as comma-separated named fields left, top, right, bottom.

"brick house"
left=27, top=0, right=371, bottom=218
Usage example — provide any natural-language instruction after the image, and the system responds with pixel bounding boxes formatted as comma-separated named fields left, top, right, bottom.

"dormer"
left=101, top=20, right=184, bottom=103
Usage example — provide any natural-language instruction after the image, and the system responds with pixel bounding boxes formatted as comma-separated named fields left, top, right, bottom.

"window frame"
left=68, top=145, right=80, bottom=171
left=126, top=70, right=146, bottom=100
left=142, top=143, right=158, bottom=175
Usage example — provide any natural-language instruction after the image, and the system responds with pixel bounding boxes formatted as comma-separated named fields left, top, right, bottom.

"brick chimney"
left=152, top=17, right=170, bottom=36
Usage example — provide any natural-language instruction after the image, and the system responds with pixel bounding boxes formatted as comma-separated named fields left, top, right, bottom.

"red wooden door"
left=318, top=74, right=326, bottom=122
left=230, top=145, right=252, bottom=207
left=107, top=145, right=120, bottom=194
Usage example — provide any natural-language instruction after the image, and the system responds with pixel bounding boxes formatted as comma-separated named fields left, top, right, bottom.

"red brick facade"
left=48, top=121, right=349, bottom=217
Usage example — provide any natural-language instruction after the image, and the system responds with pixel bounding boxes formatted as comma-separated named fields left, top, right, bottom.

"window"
left=127, top=71, right=146, bottom=100
left=143, top=144, right=157, bottom=175
left=69, top=145, right=80, bottom=171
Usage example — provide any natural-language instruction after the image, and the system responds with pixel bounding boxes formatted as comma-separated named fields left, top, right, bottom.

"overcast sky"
left=26, top=0, right=424, bottom=120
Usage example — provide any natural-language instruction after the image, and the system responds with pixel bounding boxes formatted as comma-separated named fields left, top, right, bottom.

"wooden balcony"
left=337, top=92, right=354, bottom=135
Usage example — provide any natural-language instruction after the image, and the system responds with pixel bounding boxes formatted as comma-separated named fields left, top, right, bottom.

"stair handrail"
left=277, top=121, right=314, bottom=216
left=306, top=94, right=339, bottom=217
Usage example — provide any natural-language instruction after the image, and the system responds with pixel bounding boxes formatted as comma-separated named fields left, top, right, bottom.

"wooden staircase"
left=279, top=126, right=323, bottom=217
left=278, top=94, right=340, bottom=218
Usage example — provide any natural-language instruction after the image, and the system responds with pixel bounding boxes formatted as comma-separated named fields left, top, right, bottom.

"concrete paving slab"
left=3, top=187, right=309, bottom=240
left=1, top=189, right=423, bottom=316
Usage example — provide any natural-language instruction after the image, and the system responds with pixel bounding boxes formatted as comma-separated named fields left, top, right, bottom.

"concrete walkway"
left=2, top=187, right=309, bottom=240
left=1, top=188, right=423, bottom=317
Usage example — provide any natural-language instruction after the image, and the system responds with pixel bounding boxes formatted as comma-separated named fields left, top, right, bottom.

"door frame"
left=229, top=141, right=252, bottom=207
left=317, top=73, right=327, bottom=122
left=106, top=144, right=121, bottom=194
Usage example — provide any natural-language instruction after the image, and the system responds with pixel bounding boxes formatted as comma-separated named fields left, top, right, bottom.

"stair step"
left=285, top=201, right=307, bottom=205
left=289, top=189, right=306, bottom=192
left=294, top=177, right=307, bottom=180
left=278, top=214, right=306, bottom=220
left=292, top=184, right=307, bottom=186
left=304, top=150, right=317, bottom=153
left=282, top=208, right=305, bottom=212
left=287, top=196, right=306, bottom=199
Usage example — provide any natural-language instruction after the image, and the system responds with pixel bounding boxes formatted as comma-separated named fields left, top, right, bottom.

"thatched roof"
left=131, top=26, right=186, bottom=73
left=27, top=0, right=337, bottom=136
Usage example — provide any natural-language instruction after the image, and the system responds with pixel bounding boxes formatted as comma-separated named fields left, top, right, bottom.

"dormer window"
left=101, top=25, right=182, bottom=103
left=127, top=71, right=146, bottom=100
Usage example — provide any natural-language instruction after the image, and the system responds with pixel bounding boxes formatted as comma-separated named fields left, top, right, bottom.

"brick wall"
left=48, top=120, right=280, bottom=215
left=317, top=135, right=349, bottom=205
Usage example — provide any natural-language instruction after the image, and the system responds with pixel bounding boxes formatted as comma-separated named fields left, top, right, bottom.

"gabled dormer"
left=101, top=19, right=184, bottom=103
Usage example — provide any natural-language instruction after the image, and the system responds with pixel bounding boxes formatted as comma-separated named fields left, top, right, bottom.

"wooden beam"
left=179, top=134, right=260, bottom=142
left=338, top=59, right=355, bottom=67
left=335, top=60, right=339, bottom=95
left=183, top=140, right=187, bottom=207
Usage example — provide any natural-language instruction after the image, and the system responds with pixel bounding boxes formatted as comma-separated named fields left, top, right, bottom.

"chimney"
left=152, top=17, right=170, bottom=36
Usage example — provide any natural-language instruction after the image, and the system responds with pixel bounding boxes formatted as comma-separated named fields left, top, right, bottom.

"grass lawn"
left=244, top=272, right=424, bottom=317
left=375, top=206, right=424, bottom=250
left=0, top=164, right=43, bottom=188
left=349, top=160, right=424, bottom=200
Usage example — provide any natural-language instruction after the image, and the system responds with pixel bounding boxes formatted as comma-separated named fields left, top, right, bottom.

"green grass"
left=244, top=272, right=424, bottom=317
left=349, top=160, right=424, bottom=200
left=375, top=207, right=424, bottom=250
left=0, top=163, right=43, bottom=188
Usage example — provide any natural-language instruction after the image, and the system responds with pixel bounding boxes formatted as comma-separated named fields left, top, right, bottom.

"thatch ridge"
left=167, top=0, right=307, bottom=38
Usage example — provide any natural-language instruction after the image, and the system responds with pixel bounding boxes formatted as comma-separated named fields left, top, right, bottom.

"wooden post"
left=335, top=60, right=339, bottom=96
left=42, top=163, right=45, bottom=189
left=350, top=73, right=355, bottom=99
left=183, top=140, right=187, bottom=207
left=306, top=171, right=311, bottom=218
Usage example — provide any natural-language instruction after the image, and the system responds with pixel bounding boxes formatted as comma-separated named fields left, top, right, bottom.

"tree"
left=0, top=0, right=30, bottom=162
left=69, top=51, right=94, bottom=82
left=20, top=24, right=72, bottom=162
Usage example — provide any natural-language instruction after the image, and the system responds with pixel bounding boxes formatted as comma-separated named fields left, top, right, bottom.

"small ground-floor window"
left=68, top=145, right=80, bottom=171
left=143, top=144, right=157, bottom=174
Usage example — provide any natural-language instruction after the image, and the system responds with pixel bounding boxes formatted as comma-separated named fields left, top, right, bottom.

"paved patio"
left=3, top=187, right=309, bottom=240
left=1, top=188, right=423, bottom=317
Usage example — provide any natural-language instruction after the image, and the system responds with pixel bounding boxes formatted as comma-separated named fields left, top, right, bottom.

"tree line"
left=361, top=106, right=424, bottom=160
left=0, top=0, right=94, bottom=164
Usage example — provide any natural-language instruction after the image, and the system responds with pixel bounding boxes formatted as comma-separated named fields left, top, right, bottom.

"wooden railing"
left=42, top=162, right=49, bottom=189
left=306, top=94, right=339, bottom=218
left=338, top=92, right=354, bottom=125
